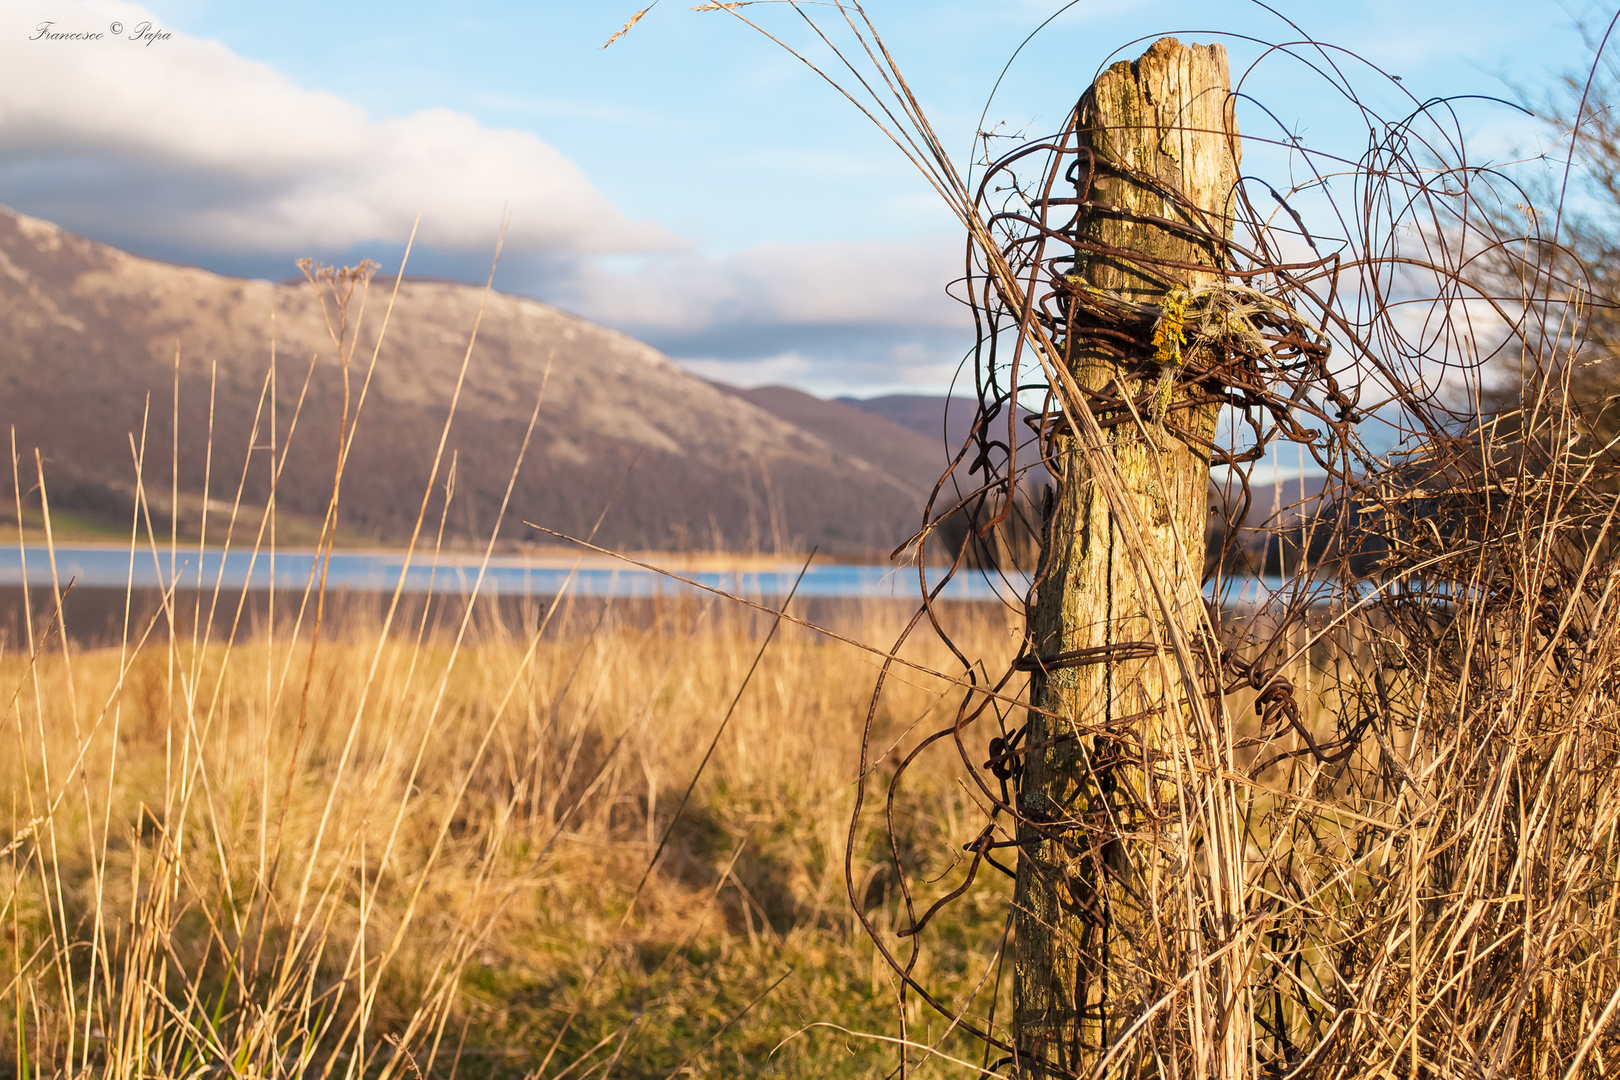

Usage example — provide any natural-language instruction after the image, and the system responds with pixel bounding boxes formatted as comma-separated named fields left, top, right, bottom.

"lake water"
left=0, top=545, right=1023, bottom=603
left=0, top=546, right=1313, bottom=610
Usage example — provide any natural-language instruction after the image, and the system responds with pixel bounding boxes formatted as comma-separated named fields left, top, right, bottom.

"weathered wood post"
left=1012, top=38, right=1239, bottom=1075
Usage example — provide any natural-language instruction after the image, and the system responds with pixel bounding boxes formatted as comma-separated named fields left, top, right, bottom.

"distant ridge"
left=841, top=393, right=1051, bottom=493
left=837, top=394, right=966, bottom=442
left=712, top=384, right=950, bottom=495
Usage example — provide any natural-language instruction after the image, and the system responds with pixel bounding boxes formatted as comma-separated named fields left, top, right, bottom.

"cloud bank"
left=540, top=236, right=974, bottom=394
left=0, top=1, right=669, bottom=256
left=0, top=1, right=972, bottom=395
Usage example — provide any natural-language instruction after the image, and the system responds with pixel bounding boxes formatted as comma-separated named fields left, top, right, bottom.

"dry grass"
left=0, top=251, right=1024, bottom=1079
left=1, top=592, right=1023, bottom=1079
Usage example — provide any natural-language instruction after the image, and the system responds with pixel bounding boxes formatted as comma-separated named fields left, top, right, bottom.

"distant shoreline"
left=0, top=538, right=902, bottom=573
left=0, top=543, right=1019, bottom=605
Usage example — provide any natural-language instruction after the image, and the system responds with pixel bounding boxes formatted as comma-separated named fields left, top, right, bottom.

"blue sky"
left=0, top=0, right=1603, bottom=396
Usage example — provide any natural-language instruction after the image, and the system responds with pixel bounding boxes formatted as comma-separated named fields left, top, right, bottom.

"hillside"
left=0, top=206, right=940, bottom=554
left=711, top=383, right=951, bottom=495
left=839, top=393, right=975, bottom=443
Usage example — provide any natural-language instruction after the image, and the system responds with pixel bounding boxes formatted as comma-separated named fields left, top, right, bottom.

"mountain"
left=840, top=392, right=1052, bottom=495
left=838, top=393, right=971, bottom=443
left=711, top=384, right=951, bottom=496
left=0, top=206, right=933, bottom=554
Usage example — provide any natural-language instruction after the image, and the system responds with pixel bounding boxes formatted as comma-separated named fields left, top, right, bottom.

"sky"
left=0, top=0, right=1606, bottom=398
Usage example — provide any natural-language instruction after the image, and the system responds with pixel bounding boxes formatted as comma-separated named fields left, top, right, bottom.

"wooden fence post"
left=1011, top=37, right=1240, bottom=1076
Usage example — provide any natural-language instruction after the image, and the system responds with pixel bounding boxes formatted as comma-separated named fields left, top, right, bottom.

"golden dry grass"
left=2, top=592, right=1022, bottom=1079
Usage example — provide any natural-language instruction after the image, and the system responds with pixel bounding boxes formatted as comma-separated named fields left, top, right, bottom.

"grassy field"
left=10, top=191, right=1618, bottom=1075
left=2, top=587, right=1023, bottom=1079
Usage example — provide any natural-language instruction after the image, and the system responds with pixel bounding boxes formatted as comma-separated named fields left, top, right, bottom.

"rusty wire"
left=754, top=11, right=1620, bottom=1077
left=685, top=1, right=1620, bottom=1072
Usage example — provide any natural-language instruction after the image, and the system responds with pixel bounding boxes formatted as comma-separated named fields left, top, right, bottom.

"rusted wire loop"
left=984, top=733, right=1028, bottom=780
left=1013, top=641, right=1162, bottom=672
left=895, top=824, right=998, bottom=940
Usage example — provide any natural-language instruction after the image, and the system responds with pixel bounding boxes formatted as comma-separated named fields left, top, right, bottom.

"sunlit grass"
left=1, top=592, right=1021, bottom=1079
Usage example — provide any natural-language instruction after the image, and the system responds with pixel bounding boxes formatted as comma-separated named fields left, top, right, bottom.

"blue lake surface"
left=0, top=545, right=1023, bottom=603
left=0, top=546, right=1319, bottom=608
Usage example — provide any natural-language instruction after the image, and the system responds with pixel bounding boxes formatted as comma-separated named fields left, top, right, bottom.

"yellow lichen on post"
left=1012, top=37, right=1240, bottom=1077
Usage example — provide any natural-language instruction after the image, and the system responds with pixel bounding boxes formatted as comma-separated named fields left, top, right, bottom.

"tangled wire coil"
left=749, top=10, right=1620, bottom=1077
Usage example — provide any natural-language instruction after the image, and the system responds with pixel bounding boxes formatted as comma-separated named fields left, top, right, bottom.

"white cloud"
left=678, top=347, right=968, bottom=398
left=0, top=0, right=673, bottom=255
left=557, top=236, right=969, bottom=332
left=532, top=235, right=975, bottom=394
